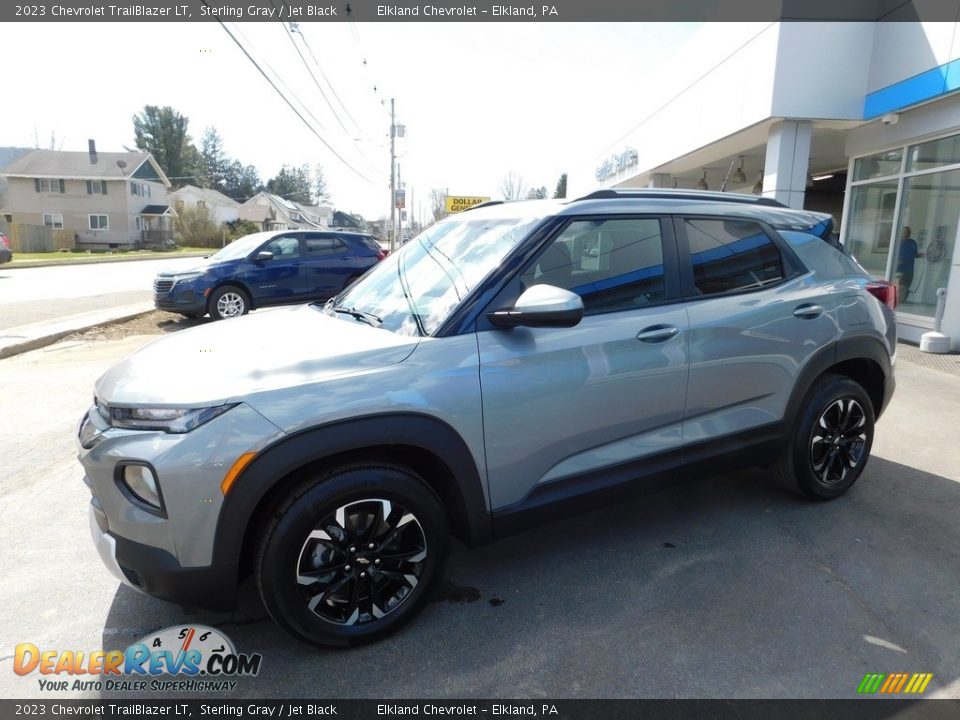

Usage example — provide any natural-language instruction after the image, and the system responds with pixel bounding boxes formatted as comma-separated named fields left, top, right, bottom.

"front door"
left=476, top=216, right=689, bottom=517
left=245, top=233, right=304, bottom=303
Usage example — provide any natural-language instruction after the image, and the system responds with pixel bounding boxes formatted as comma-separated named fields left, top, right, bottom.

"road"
left=0, top=257, right=201, bottom=329
left=1, top=332, right=959, bottom=700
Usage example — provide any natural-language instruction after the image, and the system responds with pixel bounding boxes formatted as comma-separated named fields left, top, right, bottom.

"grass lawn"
left=6, top=248, right=211, bottom=266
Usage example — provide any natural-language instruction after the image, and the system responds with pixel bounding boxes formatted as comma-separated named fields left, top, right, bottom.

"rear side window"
left=684, top=218, right=784, bottom=295
left=359, top=236, right=381, bottom=252
left=305, top=237, right=347, bottom=255
left=522, top=217, right=666, bottom=313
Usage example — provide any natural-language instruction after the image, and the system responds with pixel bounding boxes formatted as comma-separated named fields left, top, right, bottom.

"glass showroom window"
left=846, top=130, right=960, bottom=320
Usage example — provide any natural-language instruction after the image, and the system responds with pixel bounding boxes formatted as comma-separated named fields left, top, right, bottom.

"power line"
left=288, top=23, right=363, bottom=135
left=281, top=22, right=380, bottom=174
left=209, top=13, right=375, bottom=184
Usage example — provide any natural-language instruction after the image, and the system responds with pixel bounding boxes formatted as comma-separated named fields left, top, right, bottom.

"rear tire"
left=255, top=463, right=449, bottom=648
left=774, top=374, right=875, bottom=500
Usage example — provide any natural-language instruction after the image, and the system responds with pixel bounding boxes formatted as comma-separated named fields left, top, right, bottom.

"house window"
left=34, top=178, right=65, bottom=193
left=89, top=214, right=109, bottom=231
left=135, top=216, right=144, bottom=231
left=43, top=213, right=64, bottom=229
left=86, top=180, right=108, bottom=195
left=197, top=200, right=206, bottom=208
left=130, top=181, right=152, bottom=198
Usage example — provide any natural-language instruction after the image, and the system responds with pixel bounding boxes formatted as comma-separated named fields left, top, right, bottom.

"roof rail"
left=462, top=200, right=505, bottom=212
left=574, top=188, right=786, bottom=208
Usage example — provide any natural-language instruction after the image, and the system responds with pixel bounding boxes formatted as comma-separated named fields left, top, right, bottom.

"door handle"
left=637, top=325, right=680, bottom=343
left=793, top=304, right=824, bottom=319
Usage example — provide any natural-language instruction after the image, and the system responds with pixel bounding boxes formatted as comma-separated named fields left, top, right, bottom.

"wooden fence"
left=0, top=220, right=75, bottom=252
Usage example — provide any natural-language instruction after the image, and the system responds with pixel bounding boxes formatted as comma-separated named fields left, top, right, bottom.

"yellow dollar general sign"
left=857, top=673, right=933, bottom=694
left=445, top=196, right=490, bottom=213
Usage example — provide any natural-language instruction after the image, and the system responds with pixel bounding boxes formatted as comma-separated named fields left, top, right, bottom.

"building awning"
left=140, top=205, right=173, bottom=216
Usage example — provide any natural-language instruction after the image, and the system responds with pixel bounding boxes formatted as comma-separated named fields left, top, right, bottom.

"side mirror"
left=253, top=250, right=274, bottom=262
left=487, top=284, right=584, bottom=329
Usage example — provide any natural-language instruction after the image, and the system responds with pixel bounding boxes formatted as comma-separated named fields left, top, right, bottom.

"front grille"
left=154, top=279, right=174, bottom=293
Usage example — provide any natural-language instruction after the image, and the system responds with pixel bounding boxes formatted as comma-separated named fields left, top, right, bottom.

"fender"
left=784, top=333, right=893, bottom=428
left=211, top=413, right=492, bottom=568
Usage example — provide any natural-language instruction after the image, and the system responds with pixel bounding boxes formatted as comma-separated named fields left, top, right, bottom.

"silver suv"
left=78, top=190, right=896, bottom=647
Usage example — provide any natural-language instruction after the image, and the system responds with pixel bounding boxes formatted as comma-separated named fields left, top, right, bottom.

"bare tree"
left=430, top=188, right=448, bottom=221
left=499, top=171, right=528, bottom=201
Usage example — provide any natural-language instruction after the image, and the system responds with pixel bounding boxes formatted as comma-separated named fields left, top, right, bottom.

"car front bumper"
left=78, top=401, right=284, bottom=610
left=154, top=285, right=207, bottom=314
left=88, top=504, right=238, bottom=610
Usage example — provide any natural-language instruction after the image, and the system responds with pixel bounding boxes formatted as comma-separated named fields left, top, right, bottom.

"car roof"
left=453, top=189, right=830, bottom=232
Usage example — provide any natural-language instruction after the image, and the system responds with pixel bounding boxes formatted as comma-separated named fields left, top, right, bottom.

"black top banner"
left=6, top=0, right=960, bottom=22
left=4, top=700, right=960, bottom=719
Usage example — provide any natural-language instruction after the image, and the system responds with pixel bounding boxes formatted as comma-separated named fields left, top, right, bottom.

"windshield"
left=208, top=232, right=279, bottom=262
left=331, top=215, right=542, bottom=336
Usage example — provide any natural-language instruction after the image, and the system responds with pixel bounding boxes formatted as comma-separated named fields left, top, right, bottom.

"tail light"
left=866, top=281, right=897, bottom=310
left=376, top=249, right=388, bottom=261
left=0, top=235, right=9, bottom=249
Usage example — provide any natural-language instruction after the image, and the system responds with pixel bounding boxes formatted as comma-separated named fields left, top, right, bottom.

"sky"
left=5, top=21, right=699, bottom=222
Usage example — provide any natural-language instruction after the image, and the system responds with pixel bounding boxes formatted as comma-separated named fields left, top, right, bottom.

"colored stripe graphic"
left=858, top=674, right=885, bottom=693
left=858, top=673, right=932, bottom=694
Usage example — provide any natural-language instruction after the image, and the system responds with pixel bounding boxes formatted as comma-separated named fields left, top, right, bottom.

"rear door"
left=302, top=233, right=358, bottom=299
left=476, top=215, right=690, bottom=519
left=676, top=216, right=838, bottom=454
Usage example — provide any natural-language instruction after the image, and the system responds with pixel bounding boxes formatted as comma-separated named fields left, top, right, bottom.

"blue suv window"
left=306, top=237, right=347, bottom=255
left=264, top=236, right=300, bottom=258
left=684, top=218, right=784, bottom=295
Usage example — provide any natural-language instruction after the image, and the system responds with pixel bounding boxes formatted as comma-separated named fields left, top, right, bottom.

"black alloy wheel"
left=256, top=464, right=449, bottom=647
left=774, top=374, right=875, bottom=500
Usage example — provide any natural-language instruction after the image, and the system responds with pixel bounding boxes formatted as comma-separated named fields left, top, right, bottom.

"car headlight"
left=171, top=271, right=204, bottom=283
left=108, top=404, right=237, bottom=433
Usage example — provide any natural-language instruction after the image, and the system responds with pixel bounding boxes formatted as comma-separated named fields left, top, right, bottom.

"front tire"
left=209, top=285, right=249, bottom=320
left=775, top=374, right=875, bottom=500
left=255, top=464, right=449, bottom=648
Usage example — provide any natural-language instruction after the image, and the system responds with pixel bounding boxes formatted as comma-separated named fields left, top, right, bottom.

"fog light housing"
left=120, top=464, right=162, bottom=512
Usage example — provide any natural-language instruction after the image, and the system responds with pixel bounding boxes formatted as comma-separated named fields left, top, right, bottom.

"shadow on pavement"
left=99, top=455, right=959, bottom=699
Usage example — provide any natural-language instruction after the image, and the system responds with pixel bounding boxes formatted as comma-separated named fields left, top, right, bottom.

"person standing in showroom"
left=895, top=226, right=922, bottom=302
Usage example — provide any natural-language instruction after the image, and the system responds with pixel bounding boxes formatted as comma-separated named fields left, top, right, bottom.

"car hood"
left=155, top=257, right=223, bottom=276
left=96, top=305, right=419, bottom=406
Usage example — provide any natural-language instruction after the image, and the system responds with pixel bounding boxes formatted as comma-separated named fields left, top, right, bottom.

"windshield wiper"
left=326, top=303, right=382, bottom=327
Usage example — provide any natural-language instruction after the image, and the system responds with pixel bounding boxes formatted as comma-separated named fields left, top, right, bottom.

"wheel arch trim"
left=210, top=412, right=492, bottom=569
left=785, top=334, right=892, bottom=428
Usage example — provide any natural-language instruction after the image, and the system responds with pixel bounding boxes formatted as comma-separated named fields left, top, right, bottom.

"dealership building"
left=575, top=21, right=960, bottom=349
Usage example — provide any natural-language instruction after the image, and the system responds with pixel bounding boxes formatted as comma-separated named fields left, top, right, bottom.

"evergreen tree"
left=200, top=127, right=230, bottom=192
left=553, top=173, right=567, bottom=199
left=132, top=105, right=201, bottom=188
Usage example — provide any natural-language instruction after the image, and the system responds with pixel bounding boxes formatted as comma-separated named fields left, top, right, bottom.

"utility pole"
left=389, top=98, right=396, bottom=253
left=397, top=163, right=403, bottom=245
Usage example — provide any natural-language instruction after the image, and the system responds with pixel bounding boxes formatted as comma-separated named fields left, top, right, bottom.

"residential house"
left=243, top=192, right=332, bottom=231
left=330, top=210, right=365, bottom=231
left=0, top=143, right=173, bottom=248
left=169, top=185, right=240, bottom=225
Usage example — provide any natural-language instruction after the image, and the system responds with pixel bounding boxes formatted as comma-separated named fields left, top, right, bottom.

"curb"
left=0, top=303, right=155, bottom=360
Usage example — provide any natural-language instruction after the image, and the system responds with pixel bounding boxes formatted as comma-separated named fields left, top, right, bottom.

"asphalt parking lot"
left=1, top=321, right=958, bottom=700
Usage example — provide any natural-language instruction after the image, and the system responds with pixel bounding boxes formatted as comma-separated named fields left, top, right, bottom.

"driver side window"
left=263, top=235, right=301, bottom=259
left=522, top=217, right=666, bottom=314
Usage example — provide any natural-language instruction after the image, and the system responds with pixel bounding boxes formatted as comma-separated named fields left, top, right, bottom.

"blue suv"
left=154, top=230, right=386, bottom=320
